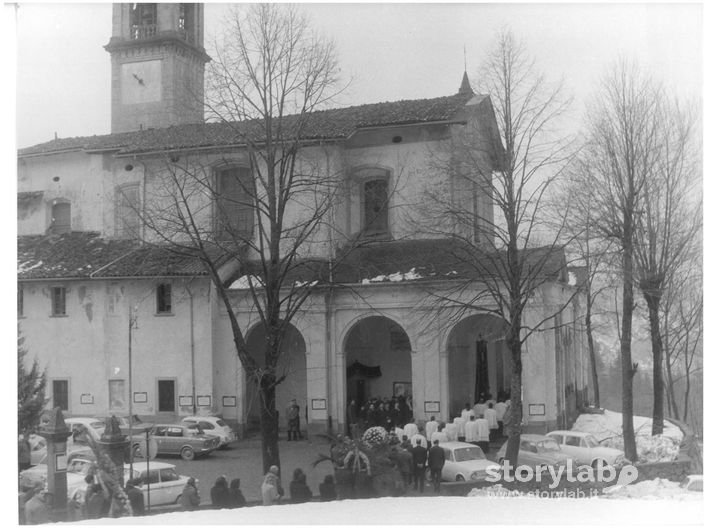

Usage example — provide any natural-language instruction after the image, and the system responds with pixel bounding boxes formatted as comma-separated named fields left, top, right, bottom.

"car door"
left=158, top=467, right=183, bottom=505
left=441, top=448, right=453, bottom=481
left=141, top=469, right=162, bottom=506
left=562, top=434, right=585, bottom=463
left=152, top=426, right=168, bottom=455
left=165, top=427, right=185, bottom=455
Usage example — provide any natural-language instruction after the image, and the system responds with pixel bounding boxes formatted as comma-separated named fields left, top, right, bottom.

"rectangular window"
left=51, top=286, right=66, bottom=316
left=158, top=379, right=176, bottom=412
left=18, top=284, right=24, bottom=317
left=215, top=167, right=254, bottom=240
left=115, top=184, right=141, bottom=239
left=109, top=380, right=126, bottom=410
left=51, top=202, right=71, bottom=234
left=363, top=179, right=389, bottom=235
left=156, top=283, right=172, bottom=314
left=53, top=379, right=69, bottom=411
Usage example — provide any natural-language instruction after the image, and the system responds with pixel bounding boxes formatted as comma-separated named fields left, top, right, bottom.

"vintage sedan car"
left=546, top=430, right=625, bottom=468
left=19, top=448, right=95, bottom=492
left=65, top=417, right=106, bottom=442
left=181, top=416, right=235, bottom=448
left=496, top=434, right=574, bottom=471
left=425, top=441, right=501, bottom=482
left=69, top=461, right=195, bottom=508
left=135, top=423, right=219, bottom=460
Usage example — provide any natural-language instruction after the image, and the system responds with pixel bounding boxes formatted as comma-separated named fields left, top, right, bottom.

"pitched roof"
left=19, top=92, right=486, bottom=157
left=17, top=232, right=231, bottom=280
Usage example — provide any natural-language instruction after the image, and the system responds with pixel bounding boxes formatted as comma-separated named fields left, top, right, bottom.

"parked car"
left=546, top=430, right=626, bottom=469
left=682, top=475, right=703, bottom=492
left=69, top=461, right=196, bottom=508
left=101, top=415, right=153, bottom=437
left=65, top=417, right=106, bottom=442
left=181, top=416, right=235, bottom=448
left=496, top=434, right=574, bottom=472
left=19, top=434, right=48, bottom=466
left=19, top=448, right=95, bottom=492
left=134, top=423, right=219, bottom=460
left=425, top=441, right=500, bottom=482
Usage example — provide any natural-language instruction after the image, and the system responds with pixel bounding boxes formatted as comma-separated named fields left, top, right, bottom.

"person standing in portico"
left=287, top=399, right=301, bottom=441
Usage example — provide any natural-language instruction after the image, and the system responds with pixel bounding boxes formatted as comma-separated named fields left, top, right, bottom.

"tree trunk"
left=504, top=314, right=523, bottom=468
left=259, top=373, right=281, bottom=475
left=620, top=230, right=638, bottom=462
left=644, top=292, right=664, bottom=435
left=585, top=292, right=600, bottom=408
left=663, top=333, right=680, bottom=421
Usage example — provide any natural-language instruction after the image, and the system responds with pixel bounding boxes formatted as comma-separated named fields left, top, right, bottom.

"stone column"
left=97, top=415, right=129, bottom=487
left=39, top=407, right=72, bottom=521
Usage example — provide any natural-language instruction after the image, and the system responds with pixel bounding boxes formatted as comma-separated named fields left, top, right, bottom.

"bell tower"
left=105, top=3, right=210, bottom=133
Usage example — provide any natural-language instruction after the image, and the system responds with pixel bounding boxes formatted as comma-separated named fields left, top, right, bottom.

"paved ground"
left=143, top=433, right=504, bottom=512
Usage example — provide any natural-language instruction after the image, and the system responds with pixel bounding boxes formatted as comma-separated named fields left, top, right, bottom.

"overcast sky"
left=10, top=2, right=703, bottom=148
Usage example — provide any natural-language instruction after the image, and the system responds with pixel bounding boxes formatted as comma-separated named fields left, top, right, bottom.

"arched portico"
left=446, top=314, right=511, bottom=418
left=342, top=315, right=412, bottom=426
left=244, top=322, right=307, bottom=433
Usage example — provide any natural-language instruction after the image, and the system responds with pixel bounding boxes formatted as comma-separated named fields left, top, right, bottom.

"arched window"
left=51, top=202, right=71, bottom=234
left=362, top=178, right=389, bottom=236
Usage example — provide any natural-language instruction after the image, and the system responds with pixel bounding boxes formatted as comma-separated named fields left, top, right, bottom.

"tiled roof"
left=330, top=238, right=568, bottom=285
left=18, top=233, right=567, bottom=287
left=19, top=93, right=484, bottom=157
left=17, top=232, right=232, bottom=280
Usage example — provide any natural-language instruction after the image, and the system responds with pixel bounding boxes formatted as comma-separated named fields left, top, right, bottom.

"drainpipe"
left=323, top=144, right=335, bottom=435
left=185, top=283, right=197, bottom=416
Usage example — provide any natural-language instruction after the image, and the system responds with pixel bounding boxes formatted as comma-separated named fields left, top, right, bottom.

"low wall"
left=634, top=458, right=692, bottom=483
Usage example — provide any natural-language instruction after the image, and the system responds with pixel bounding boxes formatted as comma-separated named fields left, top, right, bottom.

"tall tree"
left=633, top=96, right=701, bottom=435
left=579, top=60, right=662, bottom=461
left=419, top=28, right=574, bottom=467
left=18, top=329, right=47, bottom=436
left=137, top=4, right=341, bottom=474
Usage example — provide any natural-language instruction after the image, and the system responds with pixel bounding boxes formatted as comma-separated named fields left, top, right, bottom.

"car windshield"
left=537, top=439, right=561, bottom=452
left=453, top=446, right=485, bottom=462
left=584, top=435, right=600, bottom=448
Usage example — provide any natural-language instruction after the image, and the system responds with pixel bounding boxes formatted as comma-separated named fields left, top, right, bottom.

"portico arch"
left=244, top=322, right=307, bottom=434
left=343, top=315, right=412, bottom=426
left=446, top=314, right=511, bottom=418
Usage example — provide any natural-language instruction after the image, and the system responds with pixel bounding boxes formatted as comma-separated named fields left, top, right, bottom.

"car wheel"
left=455, top=475, right=466, bottom=482
left=181, top=446, right=195, bottom=461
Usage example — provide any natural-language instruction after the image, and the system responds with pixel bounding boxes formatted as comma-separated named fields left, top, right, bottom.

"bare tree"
left=134, top=4, right=341, bottom=474
left=418, top=29, right=575, bottom=467
left=633, top=96, right=701, bottom=435
left=579, top=60, right=664, bottom=461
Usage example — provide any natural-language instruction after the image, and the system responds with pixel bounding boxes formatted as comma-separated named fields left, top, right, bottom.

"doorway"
left=157, top=379, right=175, bottom=413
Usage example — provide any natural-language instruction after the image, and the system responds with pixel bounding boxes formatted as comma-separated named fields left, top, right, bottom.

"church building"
left=17, top=3, right=590, bottom=437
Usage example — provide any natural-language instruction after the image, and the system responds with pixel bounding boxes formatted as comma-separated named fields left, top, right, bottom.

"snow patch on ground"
left=66, top=495, right=703, bottom=525
left=571, top=410, right=683, bottom=463
left=603, top=478, right=699, bottom=500
left=17, top=260, right=44, bottom=273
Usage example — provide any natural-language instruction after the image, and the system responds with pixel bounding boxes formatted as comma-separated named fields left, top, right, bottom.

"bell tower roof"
left=458, top=71, right=474, bottom=96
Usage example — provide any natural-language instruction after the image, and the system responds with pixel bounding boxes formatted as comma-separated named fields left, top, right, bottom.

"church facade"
left=18, top=3, right=590, bottom=437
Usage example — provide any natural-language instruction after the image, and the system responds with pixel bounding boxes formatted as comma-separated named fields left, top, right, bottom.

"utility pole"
left=128, top=306, right=138, bottom=477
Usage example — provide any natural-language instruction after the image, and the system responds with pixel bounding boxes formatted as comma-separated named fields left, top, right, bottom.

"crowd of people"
left=347, top=394, right=413, bottom=433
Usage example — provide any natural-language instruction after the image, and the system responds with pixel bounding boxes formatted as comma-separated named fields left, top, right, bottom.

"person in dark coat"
left=347, top=399, right=358, bottom=435
left=397, top=443, right=414, bottom=485
left=411, top=438, right=427, bottom=493
left=289, top=468, right=313, bottom=504
left=125, top=480, right=145, bottom=516
left=85, top=483, right=108, bottom=519
left=210, top=475, right=230, bottom=509
left=318, top=474, right=337, bottom=501
left=228, top=478, right=246, bottom=508
left=179, top=477, right=200, bottom=511
left=428, top=439, right=446, bottom=492
left=287, top=399, right=301, bottom=441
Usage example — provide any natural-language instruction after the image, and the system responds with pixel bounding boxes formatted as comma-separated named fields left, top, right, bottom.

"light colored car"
left=102, top=415, right=153, bottom=437
left=135, top=423, right=219, bottom=460
left=546, top=430, right=625, bottom=468
left=181, top=416, right=235, bottom=448
left=65, top=417, right=106, bottom=442
left=69, top=461, right=195, bottom=508
left=496, top=434, right=574, bottom=471
left=426, top=441, right=500, bottom=482
left=20, top=449, right=95, bottom=492
left=682, top=475, right=703, bottom=492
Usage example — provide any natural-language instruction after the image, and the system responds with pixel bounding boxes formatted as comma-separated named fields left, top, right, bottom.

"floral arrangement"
left=362, top=426, right=388, bottom=448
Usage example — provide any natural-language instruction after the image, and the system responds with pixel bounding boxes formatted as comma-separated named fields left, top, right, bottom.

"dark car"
left=135, top=423, right=219, bottom=461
